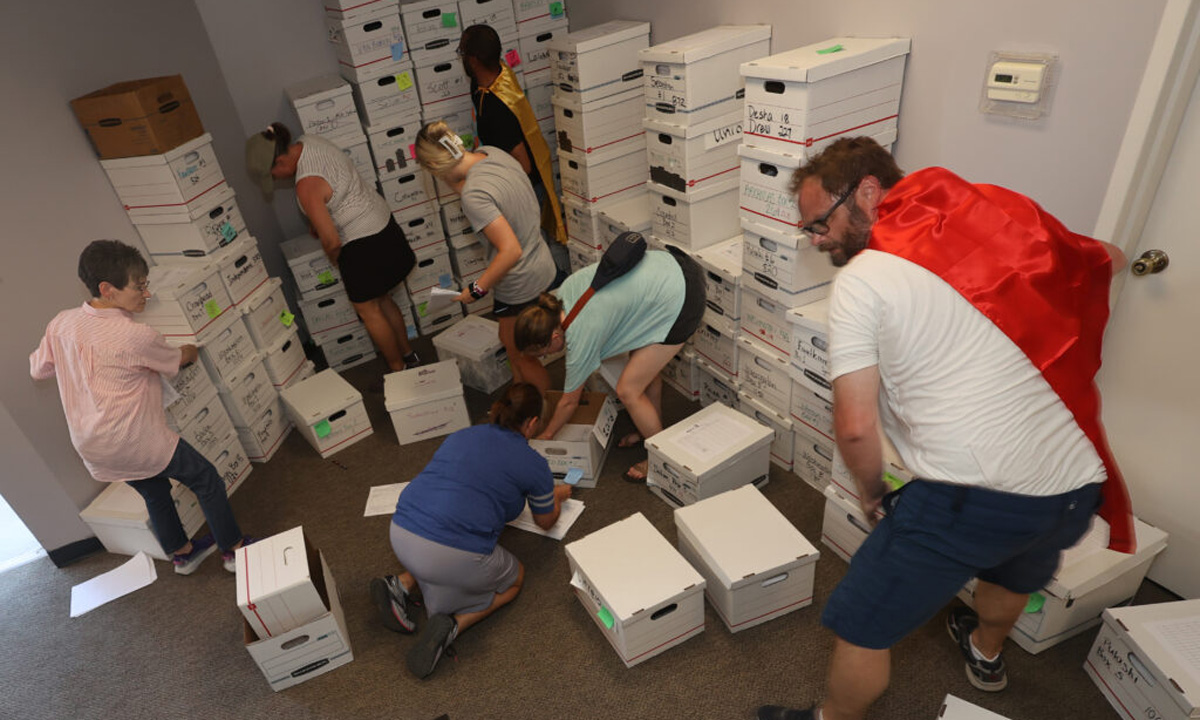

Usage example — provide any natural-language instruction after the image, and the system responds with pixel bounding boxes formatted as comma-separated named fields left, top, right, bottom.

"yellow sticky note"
left=396, top=71, right=413, bottom=91
left=203, top=299, right=221, bottom=318
left=280, top=311, right=295, bottom=327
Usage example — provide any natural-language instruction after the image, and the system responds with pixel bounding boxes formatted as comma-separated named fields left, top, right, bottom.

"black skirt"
left=338, top=216, right=416, bottom=303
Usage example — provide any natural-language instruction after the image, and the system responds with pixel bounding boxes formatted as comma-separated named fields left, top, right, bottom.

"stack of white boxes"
left=1085, top=599, right=1199, bottom=720
left=286, top=75, right=375, bottom=186
left=641, top=26, right=769, bottom=256
left=236, top=527, right=355, bottom=691
left=646, top=401, right=773, bottom=508
left=551, top=20, right=650, bottom=265
left=511, top=0, right=569, bottom=193
left=281, top=369, right=375, bottom=458
left=565, top=512, right=706, bottom=668
left=281, top=234, right=378, bottom=373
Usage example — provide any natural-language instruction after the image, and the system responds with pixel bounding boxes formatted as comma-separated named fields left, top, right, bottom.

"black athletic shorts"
left=338, top=216, right=416, bottom=303
left=662, top=246, right=707, bottom=345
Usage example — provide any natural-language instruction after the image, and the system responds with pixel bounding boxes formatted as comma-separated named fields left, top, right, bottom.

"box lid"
left=738, top=391, right=793, bottom=433
left=565, top=512, right=704, bottom=623
left=642, top=108, right=743, bottom=141
left=328, top=0, right=400, bottom=27
left=383, top=359, right=464, bottom=410
left=694, top=235, right=744, bottom=278
left=639, top=25, right=771, bottom=65
left=549, top=20, right=650, bottom=54
left=1104, top=599, right=1200, bottom=717
left=597, top=193, right=651, bottom=232
left=280, top=369, right=362, bottom=422
left=80, top=480, right=150, bottom=527
left=280, top=234, right=326, bottom=265
left=235, top=526, right=317, bottom=607
left=285, top=76, right=353, bottom=106
left=98, top=132, right=214, bottom=169
left=647, top=402, right=773, bottom=477
left=740, top=37, right=910, bottom=83
left=241, top=276, right=285, bottom=313
left=551, top=85, right=642, bottom=113
left=785, top=298, right=830, bottom=333
left=1047, top=516, right=1168, bottom=600
left=146, top=261, right=221, bottom=300
left=431, top=315, right=503, bottom=360
left=129, top=184, right=236, bottom=227
left=328, top=129, right=369, bottom=149
left=400, top=0, right=454, bottom=17
left=737, top=142, right=805, bottom=169
left=675, top=485, right=817, bottom=590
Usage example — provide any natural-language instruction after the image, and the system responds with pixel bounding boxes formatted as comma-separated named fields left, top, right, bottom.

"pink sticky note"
left=505, top=49, right=521, bottom=67
left=408, top=143, right=415, bottom=159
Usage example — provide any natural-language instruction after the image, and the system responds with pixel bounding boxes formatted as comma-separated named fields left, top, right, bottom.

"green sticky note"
left=549, top=1, right=564, bottom=17
left=219, top=220, right=237, bottom=243
left=417, top=300, right=430, bottom=317
left=395, top=70, right=413, bottom=91
left=314, top=419, right=332, bottom=438
left=441, top=11, right=457, bottom=27
left=816, top=44, right=844, bottom=55
left=203, top=299, right=221, bottom=318
left=317, top=270, right=335, bottom=285
left=280, top=311, right=295, bottom=327
left=460, top=133, right=474, bottom=149
left=883, top=471, right=905, bottom=491
left=1024, top=592, right=1045, bottom=614
left=596, top=606, right=614, bottom=629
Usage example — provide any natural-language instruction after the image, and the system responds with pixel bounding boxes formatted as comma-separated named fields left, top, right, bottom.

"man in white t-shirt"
left=757, top=137, right=1133, bottom=720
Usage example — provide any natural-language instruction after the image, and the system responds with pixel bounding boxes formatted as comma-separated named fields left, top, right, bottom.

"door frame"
left=1094, top=0, right=1200, bottom=300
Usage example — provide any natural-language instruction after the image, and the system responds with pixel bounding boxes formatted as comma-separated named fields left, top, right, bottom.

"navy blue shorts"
left=821, top=479, right=1102, bottom=650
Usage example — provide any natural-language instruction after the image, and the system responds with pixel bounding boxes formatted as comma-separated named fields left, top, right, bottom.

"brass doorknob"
left=1131, top=249, right=1169, bottom=276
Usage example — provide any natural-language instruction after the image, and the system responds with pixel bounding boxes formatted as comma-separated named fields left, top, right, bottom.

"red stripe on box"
left=686, top=166, right=738, bottom=187
left=585, top=131, right=644, bottom=154
left=123, top=180, right=226, bottom=211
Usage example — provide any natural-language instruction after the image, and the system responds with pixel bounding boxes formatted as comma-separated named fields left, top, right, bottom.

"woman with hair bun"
left=414, top=120, right=560, bottom=393
left=244, top=122, right=419, bottom=373
left=369, top=383, right=571, bottom=679
left=514, top=246, right=708, bottom=482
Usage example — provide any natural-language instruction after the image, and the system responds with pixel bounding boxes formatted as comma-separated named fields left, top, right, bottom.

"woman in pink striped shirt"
left=31, top=240, right=250, bottom=575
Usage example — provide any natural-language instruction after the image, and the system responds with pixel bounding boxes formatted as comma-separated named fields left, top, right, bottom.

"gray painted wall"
left=0, top=0, right=1168, bottom=556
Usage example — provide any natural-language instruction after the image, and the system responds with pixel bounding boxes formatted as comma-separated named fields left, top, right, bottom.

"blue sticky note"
left=391, top=41, right=405, bottom=61
left=564, top=468, right=583, bottom=486
left=219, top=220, right=237, bottom=244
left=438, top=273, right=453, bottom=287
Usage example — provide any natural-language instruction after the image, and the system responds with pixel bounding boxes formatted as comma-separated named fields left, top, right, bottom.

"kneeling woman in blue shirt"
left=371, top=382, right=571, bottom=679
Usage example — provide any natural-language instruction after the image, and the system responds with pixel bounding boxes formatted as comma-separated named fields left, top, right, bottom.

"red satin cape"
left=867, top=167, right=1135, bottom=552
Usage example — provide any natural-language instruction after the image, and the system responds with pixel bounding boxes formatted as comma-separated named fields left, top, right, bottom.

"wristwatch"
left=469, top=280, right=488, bottom=299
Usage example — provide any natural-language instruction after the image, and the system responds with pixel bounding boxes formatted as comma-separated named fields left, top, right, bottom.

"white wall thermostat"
left=979, top=51, right=1057, bottom=120
left=987, top=61, right=1046, bottom=103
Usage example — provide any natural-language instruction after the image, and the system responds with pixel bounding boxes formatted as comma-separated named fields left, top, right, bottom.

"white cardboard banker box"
left=239, top=528, right=354, bottom=691
left=548, top=20, right=650, bottom=105
left=281, top=370, right=373, bottom=458
left=384, top=360, right=470, bottom=445
left=80, top=480, right=205, bottom=562
left=1085, top=599, right=1200, bottom=720
left=674, top=485, right=818, bottom=632
left=646, top=401, right=772, bottom=507
left=565, top=512, right=706, bottom=668
left=431, top=315, right=510, bottom=394
left=529, top=390, right=617, bottom=487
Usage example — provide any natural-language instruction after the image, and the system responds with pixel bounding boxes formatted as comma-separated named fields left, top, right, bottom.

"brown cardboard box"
left=71, top=75, right=204, bottom=159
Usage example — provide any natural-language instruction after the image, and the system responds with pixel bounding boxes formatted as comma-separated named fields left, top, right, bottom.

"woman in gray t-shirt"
left=416, top=121, right=557, bottom=393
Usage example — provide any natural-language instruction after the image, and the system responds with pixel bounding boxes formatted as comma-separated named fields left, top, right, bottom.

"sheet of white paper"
left=674, top=413, right=754, bottom=462
left=364, top=482, right=408, bottom=517
left=506, top=498, right=584, bottom=541
left=160, top=374, right=180, bottom=408
left=424, top=286, right=462, bottom=315
left=1144, top=616, right=1200, bottom=689
left=70, top=552, right=157, bottom=618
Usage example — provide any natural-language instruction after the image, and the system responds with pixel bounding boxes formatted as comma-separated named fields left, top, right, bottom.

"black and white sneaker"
left=947, top=606, right=1008, bottom=691
left=407, top=613, right=458, bottom=679
left=369, top=576, right=416, bottom=633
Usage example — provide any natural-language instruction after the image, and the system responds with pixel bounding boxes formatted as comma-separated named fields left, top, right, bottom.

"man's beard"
left=827, top=204, right=873, bottom=267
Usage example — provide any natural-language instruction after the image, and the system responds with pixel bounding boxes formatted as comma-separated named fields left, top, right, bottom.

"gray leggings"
left=389, top=523, right=520, bottom=616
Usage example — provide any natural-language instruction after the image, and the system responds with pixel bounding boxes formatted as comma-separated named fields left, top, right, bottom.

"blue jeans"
left=127, top=439, right=243, bottom=555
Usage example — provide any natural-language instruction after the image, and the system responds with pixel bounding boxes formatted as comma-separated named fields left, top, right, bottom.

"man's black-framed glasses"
left=800, top=179, right=860, bottom=237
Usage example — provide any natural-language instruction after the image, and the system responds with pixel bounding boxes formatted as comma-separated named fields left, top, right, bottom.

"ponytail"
left=514, top=293, right=563, bottom=352
left=490, top=383, right=543, bottom=432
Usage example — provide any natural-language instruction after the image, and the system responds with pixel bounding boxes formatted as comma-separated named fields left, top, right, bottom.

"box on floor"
left=281, top=369, right=373, bottom=458
left=675, top=484, right=817, bottom=632
left=1084, top=599, right=1200, bottom=720
left=565, top=512, right=706, bottom=668
left=384, top=360, right=470, bottom=445
left=529, top=390, right=617, bottom=487
left=646, top=401, right=772, bottom=507
left=431, top=314, right=510, bottom=394
left=239, top=529, right=354, bottom=691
